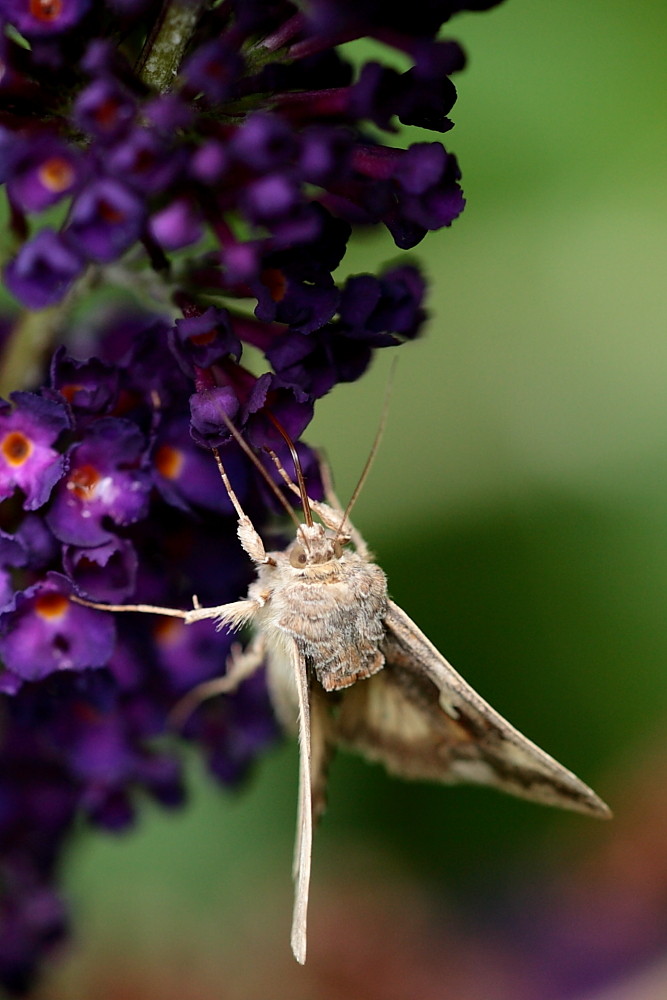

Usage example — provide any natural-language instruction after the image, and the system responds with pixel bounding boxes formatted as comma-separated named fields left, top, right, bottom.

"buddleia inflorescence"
left=0, top=0, right=502, bottom=991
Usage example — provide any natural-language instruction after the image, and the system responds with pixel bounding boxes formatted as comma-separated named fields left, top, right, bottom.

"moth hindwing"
left=75, top=445, right=611, bottom=965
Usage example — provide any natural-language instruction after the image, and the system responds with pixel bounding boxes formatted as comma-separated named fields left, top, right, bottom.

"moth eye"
left=289, top=544, right=308, bottom=568
left=333, top=539, right=345, bottom=559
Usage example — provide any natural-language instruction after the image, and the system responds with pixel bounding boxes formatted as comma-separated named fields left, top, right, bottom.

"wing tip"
left=291, top=929, right=307, bottom=965
left=579, top=791, right=613, bottom=820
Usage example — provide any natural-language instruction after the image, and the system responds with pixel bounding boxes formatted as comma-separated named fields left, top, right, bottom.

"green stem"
left=0, top=304, right=68, bottom=398
left=137, top=0, right=207, bottom=92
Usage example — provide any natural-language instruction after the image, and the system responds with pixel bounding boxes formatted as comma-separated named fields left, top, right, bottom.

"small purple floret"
left=4, top=230, right=85, bottom=308
left=46, top=417, right=151, bottom=546
left=6, top=137, right=81, bottom=213
left=63, top=538, right=138, bottom=603
left=0, top=572, right=115, bottom=682
left=72, top=78, right=136, bottom=142
left=0, top=392, right=70, bottom=510
left=66, top=179, right=145, bottom=263
left=148, top=198, right=204, bottom=251
left=0, top=0, right=91, bottom=36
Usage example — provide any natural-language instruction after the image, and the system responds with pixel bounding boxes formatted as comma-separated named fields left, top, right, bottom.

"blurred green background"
left=45, top=0, right=667, bottom=995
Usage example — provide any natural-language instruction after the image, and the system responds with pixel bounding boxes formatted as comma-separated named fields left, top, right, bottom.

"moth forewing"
left=331, top=600, right=610, bottom=817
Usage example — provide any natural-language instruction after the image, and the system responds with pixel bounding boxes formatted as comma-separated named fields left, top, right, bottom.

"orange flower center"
left=261, top=268, right=287, bottom=302
left=35, top=592, right=70, bottom=620
left=59, top=383, right=85, bottom=403
left=68, top=464, right=101, bottom=499
left=94, top=98, right=122, bottom=129
left=29, top=0, right=63, bottom=22
left=1, top=431, right=34, bottom=467
left=154, top=617, right=183, bottom=642
left=190, top=330, right=217, bottom=347
left=38, top=156, right=75, bottom=193
left=98, top=199, right=124, bottom=224
left=154, top=444, right=184, bottom=480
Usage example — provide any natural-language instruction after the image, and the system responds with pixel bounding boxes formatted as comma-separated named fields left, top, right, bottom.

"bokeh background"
left=39, top=0, right=667, bottom=996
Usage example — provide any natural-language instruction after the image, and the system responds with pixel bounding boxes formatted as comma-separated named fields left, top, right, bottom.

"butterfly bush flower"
left=0, top=0, right=504, bottom=990
left=0, top=393, right=70, bottom=509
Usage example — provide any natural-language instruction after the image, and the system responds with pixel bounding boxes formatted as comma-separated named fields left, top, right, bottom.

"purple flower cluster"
left=0, top=0, right=504, bottom=991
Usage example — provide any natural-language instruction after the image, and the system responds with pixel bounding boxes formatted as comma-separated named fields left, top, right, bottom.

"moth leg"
left=73, top=595, right=260, bottom=631
left=290, top=640, right=312, bottom=966
left=184, top=597, right=260, bottom=629
left=169, top=635, right=267, bottom=729
left=71, top=596, right=192, bottom=619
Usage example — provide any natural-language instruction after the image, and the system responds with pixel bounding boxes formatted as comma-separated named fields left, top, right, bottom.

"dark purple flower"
left=72, top=78, right=136, bottom=142
left=50, top=348, right=119, bottom=417
left=65, top=179, right=145, bottom=263
left=190, top=669, right=279, bottom=786
left=148, top=198, right=204, bottom=251
left=254, top=269, right=339, bottom=334
left=304, top=0, right=504, bottom=38
left=143, top=94, right=194, bottom=134
left=0, top=0, right=91, bottom=36
left=189, top=140, right=229, bottom=184
left=188, top=357, right=314, bottom=450
left=395, top=55, right=463, bottom=131
left=349, top=141, right=465, bottom=248
left=4, top=229, right=85, bottom=308
left=0, top=528, right=27, bottom=569
left=188, top=384, right=240, bottom=448
left=63, top=537, right=138, bottom=603
left=105, top=128, right=185, bottom=194
left=267, top=327, right=372, bottom=398
left=6, top=136, right=81, bottom=213
left=298, top=125, right=354, bottom=185
left=0, top=874, right=68, bottom=995
left=242, top=172, right=301, bottom=226
left=46, top=417, right=151, bottom=546
left=151, top=414, right=244, bottom=515
left=13, top=514, right=59, bottom=569
left=220, top=239, right=263, bottom=284
left=90, top=313, right=189, bottom=409
left=262, top=204, right=351, bottom=283
left=169, top=307, right=241, bottom=378
left=182, top=38, right=244, bottom=104
left=231, top=112, right=298, bottom=172
left=153, top=615, right=233, bottom=694
left=0, top=572, right=115, bottom=683
left=0, top=392, right=70, bottom=510
left=242, top=371, right=313, bottom=449
left=338, top=264, right=426, bottom=344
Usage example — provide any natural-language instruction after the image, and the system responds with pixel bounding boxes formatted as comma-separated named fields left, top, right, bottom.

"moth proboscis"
left=75, top=417, right=611, bottom=965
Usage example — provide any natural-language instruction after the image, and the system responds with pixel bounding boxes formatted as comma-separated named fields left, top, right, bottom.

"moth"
left=77, top=418, right=611, bottom=964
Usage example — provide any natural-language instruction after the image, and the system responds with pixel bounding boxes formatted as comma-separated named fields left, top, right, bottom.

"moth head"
left=289, top=523, right=347, bottom=568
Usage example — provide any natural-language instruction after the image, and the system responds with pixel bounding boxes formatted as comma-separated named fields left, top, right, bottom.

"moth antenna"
left=266, top=413, right=313, bottom=528
left=213, top=410, right=303, bottom=533
left=335, top=359, right=396, bottom=540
